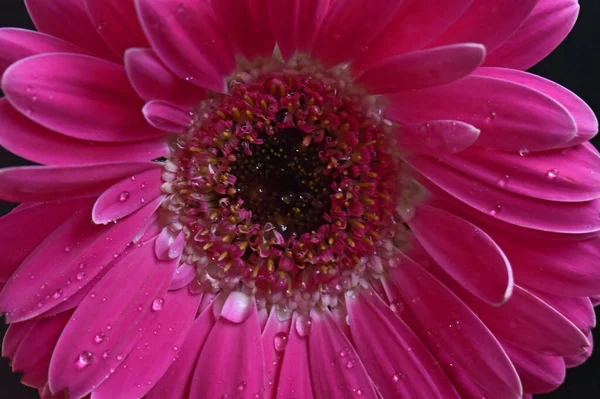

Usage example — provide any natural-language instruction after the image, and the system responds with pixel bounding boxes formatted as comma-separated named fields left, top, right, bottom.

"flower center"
left=162, top=61, right=403, bottom=310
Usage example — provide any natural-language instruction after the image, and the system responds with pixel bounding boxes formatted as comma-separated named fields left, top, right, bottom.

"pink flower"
left=0, top=0, right=597, bottom=398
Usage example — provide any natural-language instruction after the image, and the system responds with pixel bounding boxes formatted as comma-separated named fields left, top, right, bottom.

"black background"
left=0, top=0, right=599, bottom=398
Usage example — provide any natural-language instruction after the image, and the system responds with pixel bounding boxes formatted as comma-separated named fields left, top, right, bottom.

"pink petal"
left=0, top=199, right=87, bottom=281
left=431, top=0, right=538, bottom=53
left=484, top=0, right=580, bottom=70
left=397, top=120, right=480, bottom=156
left=83, top=0, right=149, bottom=57
left=390, top=253, right=522, bottom=398
left=155, top=228, right=186, bottom=261
left=190, top=296, right=265, bottom=399
left=0, top=162, right=160, bottom=203
left=441, top=143, right=600, bottom=203
left=24, top=0, right=117, bottom=60
left=0, top=99, right=168, bottom=166
left=354, top=43, right=485, bottom=92
left=169, top=263, right=196, bottom=291
left=529, top=291, right=596, bottom=333
left=387, top=75, right=577, bottom=152
left=501, top=340, right=566, bottom=394
left=11, top=311, right=72, bottom=389
left=351, top=0, right=471, bottom=73
left=308, top=309, right=378, bottom=399
left=136, top=0, right=235, bottom=93
left=2, top=319, right=37, bottom=360
left=275, top=313, right=314, bottom=399
left=262, top=311, right=292, bottom=399
left=474, top=67, right=598, bottom=144
left=142, top=101, right=192, bottom=133
left=311, top=0, right=402, bottom=67
left=213, top=0, right=275, bottom=60
left=564, top=329, right=593, bottom=368
left=48, top=237, right=178, bottom=399
left=124, top=48, right=206, bottom=109
left=146, top=301, right=215, bottom=399
left=346, top=288, right=460, bottom=399
left=408, top=204, right=513, bottom=305
left=92, top=167, right=164, bottom=224
left=0, top=28, right=88, bottom=75
left=410, top=155, right=600, bottom=234
left=91, top=289, right=201, bottom=399
left=0, top=197, right=162, bottom=323
left=2, top=53, right=164, bottom=142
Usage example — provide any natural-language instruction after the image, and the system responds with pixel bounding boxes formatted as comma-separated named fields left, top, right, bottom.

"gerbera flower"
left=0, top=0, right=598, bottom=398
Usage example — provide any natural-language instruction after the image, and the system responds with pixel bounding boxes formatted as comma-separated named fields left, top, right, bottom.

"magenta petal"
left=354, top=43, right=485, bottom=92
left=2, top=53, right=164, bottom=142
left=136, top=0, right=235, bottom=93
left=484, top=0, right=580, bottom=70
left=92, top=168, right=163, bottom=224
left=83, top=0, right=149, bottom=57
left=262, top=311, right=292, bottom=399
left=24, top=0, right=117, bottom=60
left=529, top=291, right=596, bottom=333
left=397, top=120, right=480, bottom=156
left=0, top=99, right=168, bottom=165
left=12, top=312, right=71, bottom=389
left=408, top=204, right=513, bottom=305
left=564, top=329, right=593, bottom=368
left=0, top=162, right=159, bottom=203
left=155, top=227, right=186, bottom=261
left=124, top=48, right=206, bottom=108
left=346, top=288, right=460, bottom=399
left=190, top=298, right=265, bottom=399
left=0, top=197, right=161, bottom=323
left=390, top=253, right=522, bottom=399
left=48, top=237, right=178, bottom=399
left=147, top=302, right=215, bottom=399
left=143, top=101, right=192, bottom=133
left=0, top=28, right=88, bottom=75
left=431, top=0, right=537, bottom=53
left=2, top=319, right=37, bottom=360
left=169, top=263, right=196, bottom=291
left=91, top=289, right=201, bottom=399
left=308, top=308, right=378, bottom=399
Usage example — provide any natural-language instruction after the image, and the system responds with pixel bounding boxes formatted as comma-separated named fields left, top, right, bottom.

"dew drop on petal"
left=64, top=245, right=73, bottom=253
left=273, top=332, right=289, bottom=353
left=497, top=175, right=510, bottom=187
left=519, top=148, right=529, bottom=157
left=389, top=300, right=404, bottom=314
left=52, top=289, right=63, bottom=299
left=102, top=350, right=110, bottom=359
left=489, top=204, right=502, bottom=216
left=237, top=381, right=247, bottom=392
left=94, top=332, right=105, bottom=344
left=76, top=271, right=85, bottom=281
left=119, top=191, right=131, bottom=202
left=546, top=169, right=559, bottom=180
left=116, top=354, right=124, bottom=361
left=77, top=351, right=94, bottom=368
left=152, top=298, right=165, bottom=311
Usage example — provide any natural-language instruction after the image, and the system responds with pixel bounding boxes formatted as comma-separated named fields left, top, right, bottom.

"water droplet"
left=346, top=360, right=355, bottom=369
left=389, top=301, right=404, bottom=314
left=273, top=332, right=288, bottom=353
left=76, top=271, right=85, bottom=281
left=79, top=263, right=86, bottom=270
left=497, top=175, right=510, bottom=187
left=52, top=289, right=63, bottom=299
left=411, top=296, right=421, bottom=304
left=392, top=373, right=405, bottom=383
left=448, top=319, right=460, bottom=329
left=356, top=389, right=363, bottom=395
left=102, top=350, right=110, bottom=359
left=77, top=351, right=94, bottom=368
left=152, top=298, right=165, bottom=311
left=94, top=332, right=105, bottom=344
left=119, top=191, right=130, bottom=202
left=64, top=245, right=73, bottom=253
left=519, top=148, right=529, bottom=157
left=116, top=354, right=124, bottom=361
left=237, top=381, right=247, bottom=392
left=140, top=182, right=147, bottom=190
left=546, top=169, right=559, bottom=179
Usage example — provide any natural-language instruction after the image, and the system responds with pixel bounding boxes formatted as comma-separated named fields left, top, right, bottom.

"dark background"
left=0, top=0, right=599, bottom=398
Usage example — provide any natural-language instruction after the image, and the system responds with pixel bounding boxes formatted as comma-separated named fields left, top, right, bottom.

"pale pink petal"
left=48, top=237, right=179, bottom=399
left=387, top=75, right=577, bottom=152
left=142, top=101, right=192, bottom=133
left=397, top=120, right=480, bottom=156
left=91, top=289, right=201, bottom=399
left=155, top=228, right=186, bottom=261
left=410, top=156, right=600, bottom=234
left=92, top=168, right=163, bottom=224
left=431, top=0, right=538, bottom=53
left=346, top=288, right=460, bottom=399
left=0, top=99, right=169, bottom=165
left=275, top=313, right=314, bottom=399
left=262, top=311, right=292, bottom=399
left=484, top=0, right=580, bottom=70
left=0, top=162, right=159, bottom=203
left=124, top=48, right=206, bottom=109
left=0, top=197, right=162, bottom=323
left=213, top=0, right=275, bottom=60
left=24, top=0, right=117, bottom=60
left=408, top=204, right=513, bottom=305
left=442, top=144, right=600, bottom=203
left=308, top=309, right=378, bottom=399
left=354, top=43, right=485, bottom=91
left=0, top=28, right=88, bottom=75
left=390, top=253, right=522, bottom=398
left=169, top=263, right=196, bottom=291
left=2, top=53, right=164, bottom=142
left=351, top=0, right=471, bottom=73
left=311, top=0, right=402, bottom=67
left=136, top=0, right=235, bottom=93
left=83, top=0, right=149, bottom=57
left=0, top=199, right=87, bottom=281
left=2, top=319, right=37, bottom=360
left=12, top=311, right=72, bottom=389
left=190, top=294, right=265, bottom=399
left=474, top=67, right=598, bottom=144
left=147, top=302, right=215, bottom=399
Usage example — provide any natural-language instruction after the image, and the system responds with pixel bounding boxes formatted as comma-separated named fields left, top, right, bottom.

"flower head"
left=0, top=0, right=597, bottom=398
